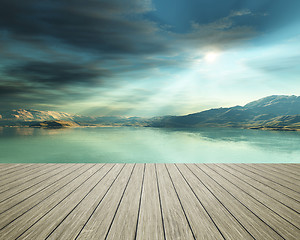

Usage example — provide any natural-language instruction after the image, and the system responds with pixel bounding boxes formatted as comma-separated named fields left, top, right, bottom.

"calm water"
left=0, top=127, right=300, bottom=163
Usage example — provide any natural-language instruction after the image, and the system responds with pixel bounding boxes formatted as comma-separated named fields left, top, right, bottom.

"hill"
left=0, top=109, right=146, bottom=127
left=1, top=95, right=300, bottom=131
left=30, top=120, right=80, bottom=129
left=0, top=109, right=74, bottom=122
left=147, top=95, right=300, bottom=131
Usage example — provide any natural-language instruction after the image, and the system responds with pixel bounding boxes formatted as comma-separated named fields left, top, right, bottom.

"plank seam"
left=230, top=164, right=300, bottom=203
left=204, top=164, right=300, bottom=231
left=0, top=164, right=64, bottom=194
left=182, top=164, right=255, bottom=240
left=104, top=164, right=136, bottom=240
left=164, top=164, right=197, bottom=240
left=0, top=164, right=44, bottom=181
left=155, top=164, right=166, bottom=240
left=215, top=164, right=300, bottom=213
left=0, top=164, right=96, bottom=231
left=0, top=164, right=82, bottom=210
left=15, top=164, right=105, bottom=239
left=248, top=165, right=300, bottom=189
left=73, top=164, right=127, bottom=239
left=0, top=164, right=23, bottom=174
left=266, top=165, right=300, bottom=178
left=194, top=164, right=285, bottom=240
left=256, top=165, right=300, bottom=182
left=134, top=163, right=146, bottom=240
left=237, top=164, right=300, bottom=195
left=45, top=164, right=117, bottom=239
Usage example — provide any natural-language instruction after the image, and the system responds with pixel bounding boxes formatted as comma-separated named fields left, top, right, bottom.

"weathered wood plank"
left=209, top=164, right=300, bottom=226
left=186, top=164, right=283, bottom=240
left=135, top=164, right=165, bottom=240
left=0, top=164, right=94, bottom=230
left=166, top=164, right=228, bottom=239
left=259, top=164, right=300, bottom=180
left=0, top=164, right=39, bottom=180
left=0, top=164, right=76, bottom=203
left=105, top=164, right=145, bottom=239
left=279, top=164, right=300, bottom=172
left=0, top=164, right=103, bottom=239
left=199, top=164, right=300, bottom=239
left=0, top=163, right=299, bottom=240
left=234, top=164, right=300, bottom=201
left=247, top=164, right=300, bottom=191
left=0, top=164, right=23, bottom=172
left=17, top=164, right=115, bottom=239
left=0, top=164, right=61, bottom=193
left=175, top=164, right=254, bottom=240
left=46, top=164, right=124, bottom=240
left=218, top=164, right=300, bottom=211
left=76, top=164, right=135, bottom=239
left=155, top=164, right=194, bottom=240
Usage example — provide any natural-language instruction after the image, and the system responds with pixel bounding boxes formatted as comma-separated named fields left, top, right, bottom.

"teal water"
left=0, top=127, right=299, bottom=163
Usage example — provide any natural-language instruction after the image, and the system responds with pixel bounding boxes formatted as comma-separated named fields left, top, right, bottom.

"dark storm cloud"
left=0, top=82, right=44, bottom=110
left=6, top=61, right=109, bottom=88
left=1, top=0, right=298, bottom=115
left=0, top=80, right=95, bottom=111
left=0, top=0, right=165, bottom=55
left=0, top=0, right=264, bottom=58
left=0, top=60, right=111, bottom=111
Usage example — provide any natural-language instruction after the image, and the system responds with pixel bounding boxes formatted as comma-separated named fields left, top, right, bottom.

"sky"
left=0, top=0, right=300, bottom=117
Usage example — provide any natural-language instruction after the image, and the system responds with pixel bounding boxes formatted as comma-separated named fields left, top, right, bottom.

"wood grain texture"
left=46, top=164, right=123, bottom=240
left=76, top=164, right=135, bottom=240
left=199, top=164, right=300, bottom=239
left=105, top=164, right=145, bottom=240
left=0, top=163, right=299, bottom=240
left=247, top=164, right=300, bottom=191
left=0, top=164, right=38, bottom=180
left=175, top=164, right=254, bottom=240
left=156, top=164, right=194, bottom=240
left=266, top=164, right=300, bottom=178
left=0, top=164, right=61, bottom=193
left=187, top=164, right=283, bottom=240
left=166, top=164, right=225, bottom=240
left=18, top=164, right=111, bottom=239
left=0, top=164, right=23, bottom=173
left=210, top=164, right=300, bottom=226
left=217, top=164, right=300, bottom=212
left=257, top=164, right=300, bottom=181
left=135, top=164, right=165, bottom=240
left=0, top=164, right=100, bottom=239
left=0, top=164, right=77, bottom=205
left=234, top=164, right=300, bottom=201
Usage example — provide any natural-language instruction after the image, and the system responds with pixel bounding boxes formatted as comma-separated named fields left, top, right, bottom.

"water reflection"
left=0, top=126, right=72, bottom=137
left=0, top=127, right=299, bottom=163
left=159, top=127, right=300, bottom=153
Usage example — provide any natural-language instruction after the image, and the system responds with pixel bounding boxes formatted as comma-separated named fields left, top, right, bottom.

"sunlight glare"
left=204, top=52, right=219, bottom=63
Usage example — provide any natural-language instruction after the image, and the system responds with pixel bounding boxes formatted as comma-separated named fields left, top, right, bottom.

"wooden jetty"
left=0, top=163, right=299, bottom=239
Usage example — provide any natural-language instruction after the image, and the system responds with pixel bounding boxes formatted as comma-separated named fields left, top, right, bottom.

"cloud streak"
left=0, top=0, right=165, bottom=55
left=6, top=61, right=110, bottom=88
left=0, top=0, right=299, bottom=115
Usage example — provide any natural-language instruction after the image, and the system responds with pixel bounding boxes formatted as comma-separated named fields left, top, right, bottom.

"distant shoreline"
left=1, top=123, right=299, bottom=132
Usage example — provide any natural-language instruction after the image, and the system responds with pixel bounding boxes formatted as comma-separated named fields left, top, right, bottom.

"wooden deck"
left=0, top=164, right=299, bottom=240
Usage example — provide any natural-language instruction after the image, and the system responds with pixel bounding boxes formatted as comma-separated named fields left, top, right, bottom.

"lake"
left=0, top=126, right=299, bottom=163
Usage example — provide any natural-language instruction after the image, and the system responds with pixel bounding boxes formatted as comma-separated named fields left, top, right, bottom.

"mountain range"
left=0, top=109, right=146, bottom=128
left=148, top=95, right=300, bottom=131
left=1, top=95, right=300, bottom=130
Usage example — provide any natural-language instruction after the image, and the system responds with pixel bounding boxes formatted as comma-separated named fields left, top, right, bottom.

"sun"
left=204, top=52, right=219, bottom=63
